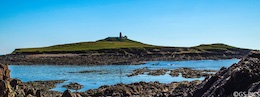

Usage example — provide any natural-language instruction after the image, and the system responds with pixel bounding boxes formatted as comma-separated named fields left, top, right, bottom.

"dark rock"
left=248, top=81, right=260, bottom=92
left=148, top=69, right=169, bottom=76
left=62, top=82, right=83, bottom=90
left=10, top=78, right=22, bottom=88
left=0, top=80, right=15, bottom=97
left=62, top=90, right=75, bottom=97
left=68, top=70, right=106, bottom=73
left=0, top=80, right=5, bottom=97
left=24, top=80, right=65, bottom=91
left=127, top=67, right=150, bottom=77
left=80, top=80, right=202, bottom=97
left=36, top=90, right=41, bottom=97
left=26, top=88, right=36, bottom=96
left=187, top=50, right=260, bottom=97
left=170, top=68, right=216, bottom=78
left=0, top=46, right=251, bottom=65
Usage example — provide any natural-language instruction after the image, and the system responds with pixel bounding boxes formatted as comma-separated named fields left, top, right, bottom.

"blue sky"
left=0, top=0, right=260, bottom=54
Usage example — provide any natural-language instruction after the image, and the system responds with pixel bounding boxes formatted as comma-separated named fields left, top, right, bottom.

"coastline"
left=0, top=50, right=259, bottom=97
left=0, top=50, right=249, bottom=65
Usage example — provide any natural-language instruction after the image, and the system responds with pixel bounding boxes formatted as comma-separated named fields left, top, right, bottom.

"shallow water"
left=9, top=59, right=239, bottom=92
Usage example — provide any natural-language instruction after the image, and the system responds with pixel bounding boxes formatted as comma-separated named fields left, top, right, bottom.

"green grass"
left=192, top=43, right=238, bottom=52
left=12, top=38, right=155, bottom=54
left=12, top=37, right=241, bottom=54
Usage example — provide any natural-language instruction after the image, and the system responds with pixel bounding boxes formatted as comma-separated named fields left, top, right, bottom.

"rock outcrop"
left=0, top=63, right=65, bottom=97
left=187, top=51, right=260, bottom=97
left=170, top=68, right=216, bottom=78
left=0, top=64, right=10, bottom=81
left=1, top=50, right=258, bottom=97
left=0, top=63, right=14, bottom=97
left=62, top=82, right=83, bottom=90
left=61, top=90, right=82, bottom=97
left=127, top=67, right=216, bottom=78
left=80, top=81, right=202, bottom=97
left=0, top=46, right=250, bottom=65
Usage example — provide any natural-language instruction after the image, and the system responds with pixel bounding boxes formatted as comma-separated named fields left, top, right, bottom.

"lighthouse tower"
left=119, top=32, right=122, bottom=39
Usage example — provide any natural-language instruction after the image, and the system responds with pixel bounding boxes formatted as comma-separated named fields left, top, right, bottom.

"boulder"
left=10, top=78, right=22, bottom=88
left=26, top=94, right=34, bottom=97
left=187, top=51, right=260, bottom=97
left=0, top=64, right=11, bottom=81
left=0, top=80, right=15, bottom=97
left=0, top=80, right=5, bottom=97
left=62, top=90, right=75, bottom=97
left=16, top=89, right=26, bottom=97
left=62, top=82, right=83, bottom=90
left=36, top=90, right=41, bottom=97
left=26, top=88, right=36, bottom=96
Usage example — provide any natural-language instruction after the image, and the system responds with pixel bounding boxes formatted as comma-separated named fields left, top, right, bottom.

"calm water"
left=9, top=59, right=239, bottom=92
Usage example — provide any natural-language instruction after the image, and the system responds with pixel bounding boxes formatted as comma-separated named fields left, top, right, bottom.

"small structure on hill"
left=119, top=32, right=127, bottom=40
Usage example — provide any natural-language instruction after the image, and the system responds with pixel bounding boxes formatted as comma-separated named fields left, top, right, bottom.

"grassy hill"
left=12, top=37, right=155, bottom=54
left=190, top=43, right=240, bottom=52
left=12, top=37, right=245, bottom=54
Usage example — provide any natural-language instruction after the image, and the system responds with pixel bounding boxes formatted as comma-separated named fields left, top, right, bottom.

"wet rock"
left=170, top=68, right=216, bottom=78
left=129, top=67, right=216, bottom=78
left=62, top=82, right=83, bottom=90
left=81, top=80, right=202, bottom=97
left=68, top=70, right=105, bottom=73
left=127, top=67, right=150, bottom=77
left=187, top=51, right=260, bottom=97
left=148, top=69, right=169, bottom=76
left=62, top=89, right=82, bottom=97
left=24, top=80, right=65, bottom=91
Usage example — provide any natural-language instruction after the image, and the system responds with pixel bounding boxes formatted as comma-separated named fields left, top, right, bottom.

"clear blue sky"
left=0, top=0, right=260, bottom=54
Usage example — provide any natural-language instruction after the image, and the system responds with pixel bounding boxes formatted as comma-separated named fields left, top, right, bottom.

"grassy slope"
left=192, top=43, right=239, bottom=52
left=12, top=37, right=242, bottom=54
left=12, top=38, right=155, bottom=54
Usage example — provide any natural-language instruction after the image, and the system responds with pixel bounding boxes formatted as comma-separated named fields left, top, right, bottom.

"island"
left=0, top=33, right=251, bottom=65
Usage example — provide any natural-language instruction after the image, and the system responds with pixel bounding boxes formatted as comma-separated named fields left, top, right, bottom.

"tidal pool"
left=9, top=59, right=239, bottom=92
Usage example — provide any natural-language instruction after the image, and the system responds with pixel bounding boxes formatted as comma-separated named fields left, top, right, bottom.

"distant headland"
left=0, top=32, right=252, bottom=65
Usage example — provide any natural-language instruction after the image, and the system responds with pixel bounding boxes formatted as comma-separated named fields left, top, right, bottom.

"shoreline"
left=7, top=58, right=239, bottom=66
left=0, top=50, right=259, bottom=97
left=0, top=51, right=248, bottom=65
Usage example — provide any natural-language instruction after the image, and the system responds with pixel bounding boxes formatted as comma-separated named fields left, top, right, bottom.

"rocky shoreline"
left=80, top=81, right=202, bottom=97
left=78, top=50, right=260, bottom=97
left=0, top=50, right=259, bottom=97
left=127, top=67, right=217, bottom=78
left=0, top=62, right=203, bottom=97
left=0, top=63, right=64, bottom=97
left=186, top=50, right=260, bottom=97
left=0, top=47, right=250, bottom=65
